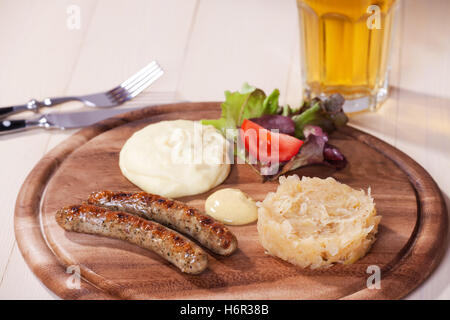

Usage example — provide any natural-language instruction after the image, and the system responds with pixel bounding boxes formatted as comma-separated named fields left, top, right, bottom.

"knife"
left=0, top=107, right=144, bottom=135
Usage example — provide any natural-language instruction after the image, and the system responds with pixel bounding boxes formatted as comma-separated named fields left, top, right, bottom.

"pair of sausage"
left=55, top=191, right=238, bottom=274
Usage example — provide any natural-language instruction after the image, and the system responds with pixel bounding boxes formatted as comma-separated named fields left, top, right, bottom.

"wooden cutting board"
left=14, top=102, right=448, bottom=300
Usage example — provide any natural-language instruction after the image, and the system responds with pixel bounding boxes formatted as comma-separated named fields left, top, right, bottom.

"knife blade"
left=0, top=107, right=145, bottom=134
left=44, top=107, right=145, bottom=129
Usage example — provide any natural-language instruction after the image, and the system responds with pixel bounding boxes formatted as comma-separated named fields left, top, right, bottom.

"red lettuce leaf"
left=264, top=125, right=346, bottom=180
left=249, top=114, right=295, bottom=136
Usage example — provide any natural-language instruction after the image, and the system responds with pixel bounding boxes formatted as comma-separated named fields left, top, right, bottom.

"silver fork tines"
left=85, top=61, right=164, bottom=107
left=107, top=61, right=164, bottom=104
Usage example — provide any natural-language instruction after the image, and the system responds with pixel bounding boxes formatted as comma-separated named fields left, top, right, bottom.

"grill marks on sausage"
left=87, top=191, right=238, bottom=256
left=55, top=204, right=208, bottom=274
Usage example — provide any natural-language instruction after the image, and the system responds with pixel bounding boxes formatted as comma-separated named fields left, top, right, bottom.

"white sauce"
left=205, top=188, right=258, bottom=225
left=119, top=120, right=230, bottom=198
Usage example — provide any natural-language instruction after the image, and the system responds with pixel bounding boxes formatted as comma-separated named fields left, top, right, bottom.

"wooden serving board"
left=14, top=102, right=448, bottom=300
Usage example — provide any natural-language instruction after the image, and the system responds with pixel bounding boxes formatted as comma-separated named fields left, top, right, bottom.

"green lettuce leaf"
left=262, top=88, right=280, bottom=115
left=201, top=83, right=279, bottom=135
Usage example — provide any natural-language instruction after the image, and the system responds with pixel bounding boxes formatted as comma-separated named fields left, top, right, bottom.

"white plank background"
left=0, top=0, right=449, bottom=299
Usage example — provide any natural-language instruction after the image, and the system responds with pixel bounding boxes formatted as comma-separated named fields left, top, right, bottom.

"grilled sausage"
left=87, top=191, right=238, bottom=256
left=55, top=204, right=208, bottom=274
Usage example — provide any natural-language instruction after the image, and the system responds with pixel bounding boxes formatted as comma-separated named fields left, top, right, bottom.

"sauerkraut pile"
left=257, top=175, right=381, bottom=268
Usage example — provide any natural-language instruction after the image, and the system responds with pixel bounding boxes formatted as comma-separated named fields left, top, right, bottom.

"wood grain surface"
left=13, top=102, right=448, bottom=299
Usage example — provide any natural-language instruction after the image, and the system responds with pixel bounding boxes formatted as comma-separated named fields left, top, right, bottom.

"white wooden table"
left=0, top=0, right=449, bottom=300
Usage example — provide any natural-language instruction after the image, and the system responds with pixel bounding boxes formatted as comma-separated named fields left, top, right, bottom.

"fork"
left=0, top=61, right=164, bottom=118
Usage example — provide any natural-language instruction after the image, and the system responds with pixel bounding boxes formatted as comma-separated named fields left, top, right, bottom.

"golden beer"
left=297, top=0, right=399, bottom=112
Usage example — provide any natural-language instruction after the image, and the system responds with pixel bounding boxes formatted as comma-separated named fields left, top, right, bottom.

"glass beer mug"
left=297, top=0, right=400, bottom=112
